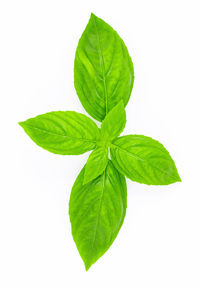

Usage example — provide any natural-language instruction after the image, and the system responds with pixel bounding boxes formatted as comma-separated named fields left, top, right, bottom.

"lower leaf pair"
left=19, top=101, right=181, bottom=270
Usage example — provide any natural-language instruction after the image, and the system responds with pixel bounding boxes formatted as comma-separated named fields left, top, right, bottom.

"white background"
left=0, top=0, right=200, bottom=285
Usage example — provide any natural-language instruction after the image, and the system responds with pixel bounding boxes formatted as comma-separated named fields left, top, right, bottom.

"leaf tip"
left=84, top=259, right=93, bottom=271
left=174, top=167, right=182, bottom=183
left=83, top=171, right=93, bottom=185
left=18, top=121, right=24, bottom=128
left=83, top=177, right=89, bottom=185
left=117, top=99, right=126, bottom=119
left=177, top=174, right=182, bottom=183
left=119, top=99, right=124, bottom=106
left=116, top=99, right=125, bottom=112
left=90, top=12, right=97, bottom=19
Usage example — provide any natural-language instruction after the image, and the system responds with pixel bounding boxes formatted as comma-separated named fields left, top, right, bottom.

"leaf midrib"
left=111, top=143, right=179, bottom=180
left=89, top=170, right=105, bottom=256
left=92, top=16, right=108, bottom=115
left=23, top=123, right=97, bottom=143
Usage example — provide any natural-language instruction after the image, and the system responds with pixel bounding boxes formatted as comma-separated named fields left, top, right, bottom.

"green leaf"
left=74, top=13, right=134, bottom=122
left=84, top=147, right=108, bottom=184
left=110, top=135, right=181, bottom=185
left=69, top=160, right=127, bottom=270
left=100, top=100, right=126, bottom=141
left=19, top=111, right=100, bottom=155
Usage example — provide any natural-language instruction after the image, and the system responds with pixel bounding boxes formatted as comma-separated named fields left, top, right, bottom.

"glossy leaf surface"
left=69, top=161, right=127, bottom=270
left=19, top=111, right=100, bottom=155
left=110, top=135, right=181, bottom=185
left=74, top=13, right=134, bottom=122
left=84, top=147, right=108, bottom=184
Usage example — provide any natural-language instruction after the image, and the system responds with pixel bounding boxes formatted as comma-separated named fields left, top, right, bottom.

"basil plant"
left=19, top=13, right=181, bottom=270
